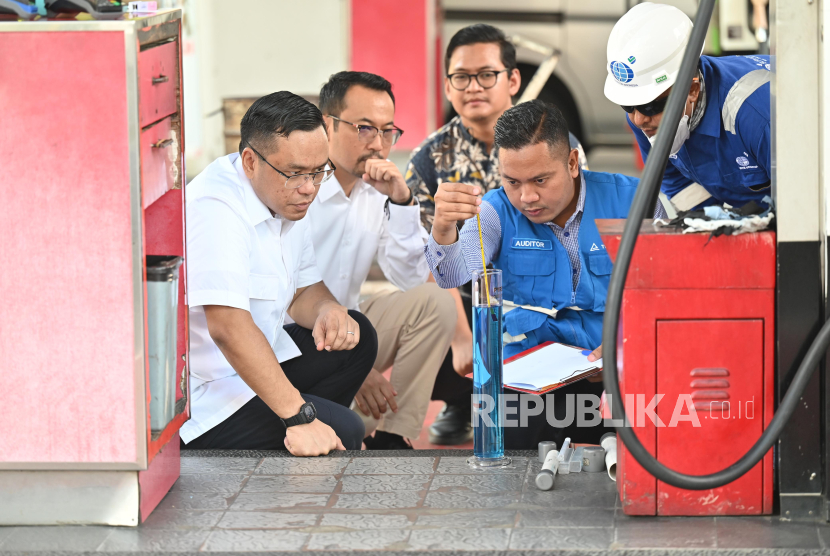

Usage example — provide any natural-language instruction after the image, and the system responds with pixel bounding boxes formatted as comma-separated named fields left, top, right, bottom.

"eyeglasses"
left=245, top=141, right=336, bottom=189
left=447, top=69, right=508, bottom=91
left=327, top=116, right=404, bottom=146
left=621, top=95, right=669, bottom=117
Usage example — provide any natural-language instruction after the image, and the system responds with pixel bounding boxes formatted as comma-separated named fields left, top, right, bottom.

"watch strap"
left=282, top=413, right=306, bottom=428
left=281, top=402, right=316, bottom=428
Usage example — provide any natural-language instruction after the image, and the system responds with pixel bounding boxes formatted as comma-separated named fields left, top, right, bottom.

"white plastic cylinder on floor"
left=600, top=432, right=617, bottom=481
left=146, top=256, right=182, bottom=431
left=535, top=449, right=560, bottom=490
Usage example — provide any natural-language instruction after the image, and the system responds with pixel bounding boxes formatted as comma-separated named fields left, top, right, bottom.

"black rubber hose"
left=602, top=0, right=830, bottom=490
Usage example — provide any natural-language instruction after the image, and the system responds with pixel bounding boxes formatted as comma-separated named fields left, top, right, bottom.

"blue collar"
left=548, top=171, right=586, bottom=230
left=692, top=58, right=722, bottom=138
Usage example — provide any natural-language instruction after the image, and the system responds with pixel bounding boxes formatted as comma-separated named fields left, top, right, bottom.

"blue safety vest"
left=485, top=171, right=638, bottom=358
left=629, top=55, right=771, bottom=208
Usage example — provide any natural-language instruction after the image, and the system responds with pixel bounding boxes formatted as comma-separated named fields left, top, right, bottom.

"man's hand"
left=284, top=419, right=346, bottom=456
left=363, top=159, right=412, bottom=205
left=354, top=368, right=398, bottom=419
left=432, top=182, right=481, bottom=245
left=586, top=345, right=603, bottom=382
left=450, top=328, right=474, bottom=377
left=312, top=303, right=360, bottom=351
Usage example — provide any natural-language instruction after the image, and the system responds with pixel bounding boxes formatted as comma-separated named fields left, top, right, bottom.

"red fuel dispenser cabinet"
left=599, top=220, right=776, bottom=516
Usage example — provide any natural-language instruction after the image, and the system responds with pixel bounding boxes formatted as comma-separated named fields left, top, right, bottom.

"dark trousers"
left=431, top=283, right=474, bottom=408
left=183, top=310, right=377, bottom=451
left=431, top=350, right=474, bottom=407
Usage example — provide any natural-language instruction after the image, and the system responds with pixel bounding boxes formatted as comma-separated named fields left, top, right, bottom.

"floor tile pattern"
left=1, top=450, right=828, bottom=554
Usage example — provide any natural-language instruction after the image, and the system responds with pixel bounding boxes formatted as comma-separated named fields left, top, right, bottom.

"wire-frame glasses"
left=245, top=140, right=336, bottom=189
left=327, top=116, right=404, bottom=146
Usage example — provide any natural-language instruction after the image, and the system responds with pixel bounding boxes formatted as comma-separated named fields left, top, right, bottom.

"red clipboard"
left=503, top=341, right=603, bottom=395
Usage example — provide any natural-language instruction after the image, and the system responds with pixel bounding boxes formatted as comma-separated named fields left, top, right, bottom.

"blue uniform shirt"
left=629, top=55, right=771, bottom=208
left=425, top=171, right=639, bottom=358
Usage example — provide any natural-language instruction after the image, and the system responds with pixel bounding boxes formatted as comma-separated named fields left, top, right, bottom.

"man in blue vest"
left=426, top=99, right=661, bottom=447
left=605, top=2, right=771, bottom=213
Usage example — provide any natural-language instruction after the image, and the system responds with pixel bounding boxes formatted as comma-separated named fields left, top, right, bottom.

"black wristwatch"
left=281, top=401, right=317, bottom=428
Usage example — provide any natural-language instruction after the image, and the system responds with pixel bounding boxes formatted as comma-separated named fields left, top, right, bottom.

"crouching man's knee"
left=337, top=406, right=366, bottom=450
left=313, top=397, right=366, bottom=450
left=347, top=309, right=379, bottom=368
left=414, top=283, right=457, bottom=336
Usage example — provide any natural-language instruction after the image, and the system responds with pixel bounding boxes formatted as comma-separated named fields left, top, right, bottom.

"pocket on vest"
left=586, top=253, right=612, bottom=276
left=586, top=253, right=612, bottom=311
left=507, top=252, right=556, bottom=307
left=508, top=252, right=556, bottom=276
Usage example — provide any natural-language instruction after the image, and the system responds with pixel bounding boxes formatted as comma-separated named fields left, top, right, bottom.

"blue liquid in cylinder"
left=472, top=304, right=504, bottom=460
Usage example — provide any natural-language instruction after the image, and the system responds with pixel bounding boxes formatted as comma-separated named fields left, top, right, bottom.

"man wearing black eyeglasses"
left=306, top=72, right=456, bottom=450
left=181, top=92, right=377, bottom=456
left=405, top=24, right=587, bottom=446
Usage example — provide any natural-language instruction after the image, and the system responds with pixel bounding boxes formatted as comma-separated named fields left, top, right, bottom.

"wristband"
left=388, top=189, right=414, bottom=206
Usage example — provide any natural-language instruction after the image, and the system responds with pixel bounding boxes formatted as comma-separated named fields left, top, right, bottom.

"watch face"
left=302, top=404, right=316, bottom=421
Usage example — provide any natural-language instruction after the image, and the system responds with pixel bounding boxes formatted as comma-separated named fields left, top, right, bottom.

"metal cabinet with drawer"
left=599, top=220, right=776, bottom=517
left=0, top=9, right=188, bottom=526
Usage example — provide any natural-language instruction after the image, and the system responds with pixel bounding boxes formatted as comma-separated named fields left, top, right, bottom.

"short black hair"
left=494, top=99, right=571, bottom=158
left=239, top=91, right=324, bottom=155
left=319, top=71, right=395, bottom=125
left=445, top=24, right=517, bottom=74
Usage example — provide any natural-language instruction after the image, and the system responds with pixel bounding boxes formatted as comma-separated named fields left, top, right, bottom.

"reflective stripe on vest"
left=669, top=182, right=713, bottom=212
left=722, top=69, right=770, bottom=135
left=502, top=300, right=583, bottom=344
left=503, top=299, right=583, bottom=318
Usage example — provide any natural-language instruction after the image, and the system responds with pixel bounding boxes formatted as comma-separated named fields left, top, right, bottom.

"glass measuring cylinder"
left=468, top=268, right=512, bottom=468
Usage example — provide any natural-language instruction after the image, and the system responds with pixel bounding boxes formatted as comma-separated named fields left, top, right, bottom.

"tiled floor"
left=1, top=450, right=829, bottom=555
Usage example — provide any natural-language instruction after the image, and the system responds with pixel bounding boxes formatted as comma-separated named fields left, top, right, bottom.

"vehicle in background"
left=441, top=0, right=768, bottom=151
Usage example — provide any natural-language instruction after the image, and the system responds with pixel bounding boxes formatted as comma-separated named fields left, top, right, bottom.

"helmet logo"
left=610, top=61, right=634, bottom=84
left=628, top=56, right=636, bottom=64
left=655, top=74, right=668, bottom=84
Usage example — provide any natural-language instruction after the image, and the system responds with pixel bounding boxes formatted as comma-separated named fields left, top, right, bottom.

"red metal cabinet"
left=0, top=10, right=187, bottom=526
left=600, top=221, right=775, bottom=517
left=138, top=39, right=179, bottom=128
left=656, top=319, right=765, bottom=515
left=140, top=116, right=179, bottom=209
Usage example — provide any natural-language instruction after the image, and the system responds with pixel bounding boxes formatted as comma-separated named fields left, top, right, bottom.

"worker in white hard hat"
left=604, top=2, right=771, bottom=213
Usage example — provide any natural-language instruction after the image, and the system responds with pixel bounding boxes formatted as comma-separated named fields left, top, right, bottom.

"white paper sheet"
left=503, top=343, right=602, bottom=392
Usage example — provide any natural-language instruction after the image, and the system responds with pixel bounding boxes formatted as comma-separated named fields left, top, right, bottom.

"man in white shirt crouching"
left=306, top=72, right=455, bottom=450
left=181, top=92, right=377, bottom=456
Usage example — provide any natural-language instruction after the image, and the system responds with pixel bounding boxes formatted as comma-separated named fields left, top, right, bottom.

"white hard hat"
left=604, top=2, right=694, bottom=106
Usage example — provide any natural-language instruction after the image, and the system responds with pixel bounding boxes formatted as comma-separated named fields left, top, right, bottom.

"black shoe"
left=364, top=431, right=413, bottom=450
left=428, top=403, right=473, bottom=445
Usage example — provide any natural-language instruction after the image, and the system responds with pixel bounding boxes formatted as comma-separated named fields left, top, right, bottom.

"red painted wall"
left=351, top=0, right=435, bottom=150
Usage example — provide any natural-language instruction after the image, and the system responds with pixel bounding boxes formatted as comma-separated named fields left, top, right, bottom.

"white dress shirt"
left=306, top=175, right=429, bottom=311
left=181, top=153, right=322, bottom=443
